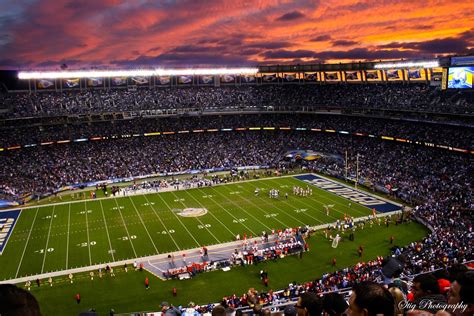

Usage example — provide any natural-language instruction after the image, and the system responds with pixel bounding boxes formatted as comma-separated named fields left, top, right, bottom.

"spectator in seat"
left=0, top=284, right=42, bottom=316
left=447, top=271, right=474, bottom=316
left=295, top=292, right=323, bottom=316
left=348, top=281, right=394, bottom=316
left=411, top=274, right=447, bottom=313
left=322, top=292, right=348, bottom=316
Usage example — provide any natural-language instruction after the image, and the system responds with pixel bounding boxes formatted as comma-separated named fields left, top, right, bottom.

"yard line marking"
left=220, top=183, right=299, bottom=227
left=112, top=197, right=138, bottom=258
left=208, top=186, right=272, bottom=231
left=142, top=194, right=181, bottom=251
left=273, top=182, right=343, bottom=221
left=15, top=208, right=40, bottom=278
left=154, top=192, right=201, bottom=247
left=66, top=203, right=71, bottom=269
left=193, top=188, right=256, bottom=236
left=99, top=199, right=115, bottom=261
left=292, top=177, right=369, bottom=216
left=268, top=178, right=345, bottom=218
left=41, top=205, right=55, bottom=274
left=169, top=190, right=221, bottom=244
left=84, top=200, right=92, bottom=266
left=184, top=189, right=238, bottom=237
left=128, top=197, right=159, bottom=255
left=255, top=180, right=327, bottom=224
left=285, top=178, right=367, bottom=217
left=11, top=173, right=303, bottom=212
left=244, top=181, right=310, bottom=226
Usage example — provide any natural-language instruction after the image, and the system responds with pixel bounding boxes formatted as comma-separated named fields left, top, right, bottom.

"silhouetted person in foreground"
left=0, top=284, right=42, bottom=316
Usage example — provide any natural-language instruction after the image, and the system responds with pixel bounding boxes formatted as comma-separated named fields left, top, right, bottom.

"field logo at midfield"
left=175, top=208, right=208, bottom=217
left=0, top=209, right=21, bottom=254
left=294, top=174, right=401, bottom=213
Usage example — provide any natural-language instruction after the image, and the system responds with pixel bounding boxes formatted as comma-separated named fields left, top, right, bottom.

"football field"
left=0, top=174, right=393, bottom=281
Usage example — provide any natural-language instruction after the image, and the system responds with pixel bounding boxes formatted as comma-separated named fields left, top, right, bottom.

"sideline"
left=0, top=172, right=302, bottom=212
left=0, top=209, right=400, bottom=284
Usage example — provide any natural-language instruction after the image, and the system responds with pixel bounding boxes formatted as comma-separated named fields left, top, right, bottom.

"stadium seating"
left=1, top=84, right=473, bottom=119
left=0, top=85, right=473, bottom=316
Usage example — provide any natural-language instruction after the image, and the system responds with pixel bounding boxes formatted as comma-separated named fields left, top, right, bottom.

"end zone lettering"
left=295, top=174, right=401, bottom=213
left=310, top=179, right=383, bottom=205
left=0, top=209, right=21, bottom=254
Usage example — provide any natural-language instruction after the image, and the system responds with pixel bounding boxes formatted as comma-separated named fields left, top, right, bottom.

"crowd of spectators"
left=1, top=113, right=472, bottom=150
left=1, top=84, right=473, bottom=118
left=0, top=87, right=473, bottom=315
left=1, top=129, right=472, bottom=201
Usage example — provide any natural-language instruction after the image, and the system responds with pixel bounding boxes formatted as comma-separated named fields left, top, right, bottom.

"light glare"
left=18, top=68, right=259, bottom=79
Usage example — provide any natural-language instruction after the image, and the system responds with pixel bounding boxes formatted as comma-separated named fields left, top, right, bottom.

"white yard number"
left=79, top=241, right=96, bottom=247
left=112, top=206, right=124, bottom=210
left=79, top=210, right=93, bottom=214
left=36, top=248, right=54, bottom=254
left=43, top=215, right=57, bottom=219
left=229, top=191, right=241, bottom=195
left=142, top=202, right=155, bottom=206
left=121, top=235, right=137, bottom=241
left=198, top=224, right=211, bottom=229
left=233, top=218, right=247, bottom=223
left=174, top=198, right=185, bottom=202
left=160, top=230, right=175, bottom=234
left=202, top=195, right=213, bottom=198
left=294, top=209, right=307, bottom=213
left=265, top=213, right=278, bottom=218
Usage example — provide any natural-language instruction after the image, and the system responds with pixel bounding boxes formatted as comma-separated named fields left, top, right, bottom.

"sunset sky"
left=0, top=0, right=473, bottom=69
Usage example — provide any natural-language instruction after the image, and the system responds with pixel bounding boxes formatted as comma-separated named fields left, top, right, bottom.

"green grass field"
left=29, top=221, right=428, bottom=316
left=1, top=175, right=377, bottom=281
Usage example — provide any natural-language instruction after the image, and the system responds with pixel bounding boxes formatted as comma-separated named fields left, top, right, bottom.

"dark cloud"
left=170, top=45, right=225, bottom=53
left=336, top=2, right=370, bottom=12
left=261, top=47, right=421, bottom=61
left=245, top=41, right=293, bottom=49
left=239, top=48, right=262, bottom=56
left=112, top=52, right=257, bottom=67
left=313, top=48, right=420, bottom=60
left=275, top=11, right=305, bottom=21
left=332, top=40, right=359, bottom=46
left=260, top=49, right=316, bottom=59
left=309, top=35, right=332, bottom=42
left=377, top=31, right=473, bottom=54
left=0, top=58, right=30, bottom=69
left=146, top=46, right=161, bottom=53
left=458, top=29, right=474, bottom=41
left=414, top=24, right=434, bottom=30
left=412, top=38, right=470, bottom=54
left=36, top=59, right=81, bottom=68
left=217, top=38, right=245, bottom=46
left=197, top=38, right=221, bottom=45
left=0, top=1, right=472, bottom=68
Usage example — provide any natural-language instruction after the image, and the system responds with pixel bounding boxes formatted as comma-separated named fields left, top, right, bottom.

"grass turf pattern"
left=30, top=221, right=428, bottom=315
left=3, top=175, right=384, bottom=280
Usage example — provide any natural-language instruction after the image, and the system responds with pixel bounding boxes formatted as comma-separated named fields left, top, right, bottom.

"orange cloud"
left=0, top=0, right=472, bottom=68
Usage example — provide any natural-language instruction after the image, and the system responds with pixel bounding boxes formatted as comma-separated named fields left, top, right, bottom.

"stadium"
left=0, top=2, right=473, bottom=316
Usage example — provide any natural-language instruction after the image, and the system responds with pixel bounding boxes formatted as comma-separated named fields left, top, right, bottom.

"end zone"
left=0, top=209, right=21, bottom=254
left=295, top=174, right=401, bottom=213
